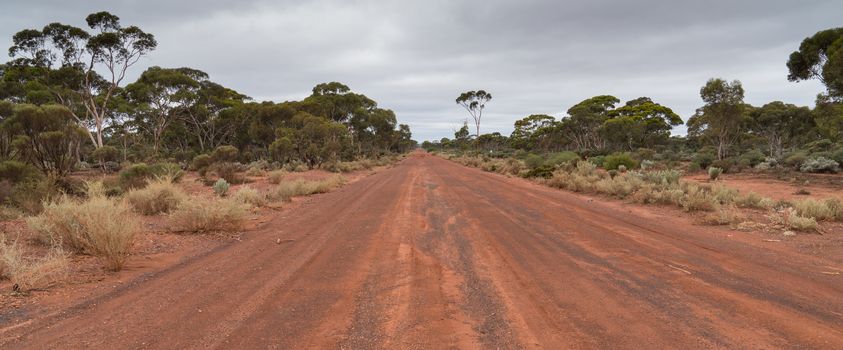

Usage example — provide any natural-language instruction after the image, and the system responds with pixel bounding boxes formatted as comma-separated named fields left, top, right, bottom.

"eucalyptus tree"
left=748, top=101, right=814, bottom=157
left=787, top=27, right=843, bottom=101
left=456, top=90, right=492, bottom=137
left=687, top=79, right=748, bottom=160
left=560, top=95, right=619, bottom=151
left=603, top=97, right=683, bottom=151
left=6, top=11, right=157, bottom=148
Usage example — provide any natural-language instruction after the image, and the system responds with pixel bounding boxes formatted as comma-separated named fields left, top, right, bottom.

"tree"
left=687, top=79, right=747, bottom=160
left=603, top=97, right=682, bottom=151
left=0, top=104, right=85, bottom=175
left=125, top=67, right=204, bottom=155
left=748, top=101, right=814, bottom=157
left=6, top=11, right=157, bottom=148
left=456, top=90, right=491, bottom=137
left=510, top=114, right=556, bottom=150
left=561, top=95, right=619, bottom=151
left=787, top=27, right=843, bottom=101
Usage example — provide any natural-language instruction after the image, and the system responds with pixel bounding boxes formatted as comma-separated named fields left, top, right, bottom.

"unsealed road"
left=2, top=153, right=843, bottom=349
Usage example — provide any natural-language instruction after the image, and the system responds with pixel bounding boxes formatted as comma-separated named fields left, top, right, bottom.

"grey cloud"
left=1, top=0, right=840, bottom=141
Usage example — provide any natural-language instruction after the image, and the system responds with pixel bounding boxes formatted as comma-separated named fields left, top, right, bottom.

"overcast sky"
left=1, top=0, right=841, bottom=141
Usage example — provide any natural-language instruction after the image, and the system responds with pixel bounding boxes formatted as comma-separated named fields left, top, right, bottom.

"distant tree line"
left=0, top=12, right=416, bottom=179
left=427, top=27, right=843, bottom=174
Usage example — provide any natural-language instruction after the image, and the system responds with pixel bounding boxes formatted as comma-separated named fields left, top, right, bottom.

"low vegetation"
left=27, top=182, right=140, bottom=271
left=1, top=236, right=69, bottom=292
left=125, top=177, right=187, bottom=215
left=270, top=175, right=346, bottom=202
left=169, top=198, right=248, bottom=234
left=231, top=186, right=267, bottom=207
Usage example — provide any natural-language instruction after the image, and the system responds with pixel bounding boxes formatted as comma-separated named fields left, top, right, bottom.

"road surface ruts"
left=1, top=152, right=842, bottom=349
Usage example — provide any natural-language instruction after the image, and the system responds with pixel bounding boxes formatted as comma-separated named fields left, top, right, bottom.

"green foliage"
left=2, top=104, right=85, bottom=176
left=603, top=152, right=637, bottom=170
left=211, top=145, right=239, bottom=163
left=708, top=167, right=723, bottom=180
left=710, top=158, right=735, bottom=173
left=213, top=178, right=230, bottom=197
left=119, top=162, right=182, bottom=190
left=783, top=151, right=808, bottom=168
left=799, top=156, right=840, bottom=173
left=192, top=154, right=212, bottom=172
left=787, top=27, right=843, bottom=99
left=739, top=150, right=766, bottom=167
left=524, top=154, right=544, bottom=170
left=545, top=151, right=579, bottom=167
left=90, top=145, right=120, bottom=163
left=693, top=151, right=716, bottom=169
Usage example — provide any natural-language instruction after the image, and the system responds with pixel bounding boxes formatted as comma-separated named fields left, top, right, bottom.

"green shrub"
left=603, top=152, right=637, bottom=170
left=710, top=158, right=735, bottom=173
left=524, top=164, right=555, bottom=178
left=693, top=152, right=716, bottom=169
left=209, top=162, right=245, bottom=184
left=91, top=145, right=120, bottom=163
left=687, top=162, right=701, bottom=172
left=640, top=159, right=655, bottom=170
left=708, top=167, right=723, bottom=180
left=192, top=154, right=212, bottom=173
left=213, top=179, right=230, bottom=197
left=588, top=155, right=605, bottom=167
left=545, top=151, right=579, bottom=167
left=211, top=145, right=239, bottom=163
left=524, top=154, right=544, bottom=170
left=0, top=160, right=42, bottom=183
left=740, top=150, right=766, bottom=167
left=783, top=151, right=808, bottom=168
left=831, top=147, right=843, bottom=164
left=799, top=157, right=839, bottom=173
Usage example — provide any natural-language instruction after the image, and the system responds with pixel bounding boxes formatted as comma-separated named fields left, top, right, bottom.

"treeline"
left=426, top=27, right=843, bottom=175
left=0, top=12, right=415, bottom=180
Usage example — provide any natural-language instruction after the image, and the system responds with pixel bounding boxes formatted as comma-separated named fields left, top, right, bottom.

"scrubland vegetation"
left=0, top=11, right=411, bottom=292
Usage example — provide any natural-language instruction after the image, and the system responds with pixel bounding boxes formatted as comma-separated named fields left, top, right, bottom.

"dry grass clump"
left=734, top=192, right=773, bottom=209
left=27, top=182, right=140, bottom=271
left=771, top=208, right=819, bottom=232
left=0, top=236, right=69, bottom=292
left=267, top=170, right=287, bottom=184
left=793, top=198, right=843, bottom=221
left=703, top=205, right=747, bottom=226
left=124, top=177, right=187, bottom=215
left=169, top=198, right=248, bottom=233
left=231, top=186, right=267, bottom=207
left=270, top=175, right=346, bottom=202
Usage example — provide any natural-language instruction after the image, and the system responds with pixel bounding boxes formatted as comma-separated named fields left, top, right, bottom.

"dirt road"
left=2, top=152, right=842, bottom=349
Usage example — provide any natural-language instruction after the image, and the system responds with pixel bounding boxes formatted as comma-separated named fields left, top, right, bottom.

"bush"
left=708, top=167, right=723, bottom=180
left=703, top=205, right=746, bottom=226
left=588, top=155, right=605, bottom=168
left=793, top=198, right=843, bottom=221
left=524, top=154, right=544, bottom=170
left=192, top=154, right=213, bottom=173
left=1, top=236, right=69, bottom=292
left=231, top=186, right=267, bottom=207
left=603, top=152, right=637, bottom=170
left=693, top=152, right=716, bottom=169
left=267, top=170, right=286, bottom=184
left=739, top=150, right=766, bottom=168
left=169, top=198, right=248, bottom=233
left=687, top=162, right=701, bottom=172
left=270, top=175, right=345, bottom=202
left=523, top=164, right=555, bottom=178
left=211, top=145, right=239, bottom=163
left=26, top=183, right=140, bottom=271
left=640, top=159, right=655, bottom=170
left=119, top=163, right=183, bottom=190
left=773, top=208, right=818, bottom=232
left=783, top=152, right=808, bottom=168
left=124, top=178, right=187, bottom=215
left=710, top=158, right=735, bottom=173
left=832, top=148, right=843, bottom=164
left=7, top=176, right=62, bottom=214
left=209, top=162, right=245, bottom=184
left=91, top=145, right=120, bottom=163
left=545, top=151, right=579, bottom=167
left=0, top=160, right=42, bottom=183
left=213, top=178, right=230, bottom=197
left=799, top=157, right=839, bottom=173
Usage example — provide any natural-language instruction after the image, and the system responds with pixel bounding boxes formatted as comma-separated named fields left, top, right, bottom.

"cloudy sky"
left=1, top=0, right=841, bottom=141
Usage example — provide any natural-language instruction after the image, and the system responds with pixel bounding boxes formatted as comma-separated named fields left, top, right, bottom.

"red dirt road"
left=2, top=153, right=842, bottom=349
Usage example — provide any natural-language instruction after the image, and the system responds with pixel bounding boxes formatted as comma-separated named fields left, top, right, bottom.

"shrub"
left=524, top=164, right=555, bottom=178
left=119, top=163, right=182, bottom=190
left=124, top=178, right=187, bottom=215
left=26, top=184, right=140, bottom=271
left=693, top=152, right=716, bottom=169
left=545, top=151, right=579, bottom=167
left=783, top=151, right=808, bottom=168
left=267, top=170, right=287, bottom=184
left=799, top=157, right=839, bottom=173
left=832, top=148, right=843, bottom=164
left=703, top=205, right=746, bottom=226
left=681, top=185, right=717, bottom=212
left=793, top=198, right=843, bottom=221
left=7, top=176, right=62, bottom=214
left=91, top=145, right=120, bottom=163
left=773, top=209, right=818, bottom=232
left=642, top=170, right=682, bottom=185
left=589, top=155, right=605, bottom=167
left=1, top=236, right=69, bottom=292
left=0, top=160, right=42, bottom=183
left=687, top=162, right=701, bottom=172
left=270, top=175, right=345, bottom=202
left=192, top=154, right=213, bottom=173
left=524, top=154, right=544, bottom=170
left=213, top=178, right=230, bottom=197
left=603, top=152, right=637, bottom=170
left=169, top=198, right=248, bottom=233
left=710, top=158, right=735, bottom=173
left=740, top=150, right=766, bottom=167
left=209, top=162, right=245, bottom=184
left=735, top=192, right=770, bottom=209
left=640, top=159, right=655, bottom=170
left=708, top=167, right=723, bottom=181
left=231, top=186, right=267, bottom=207
left=211, top=145, right=239, bottom=163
